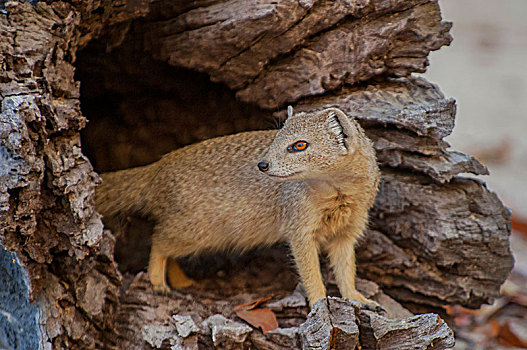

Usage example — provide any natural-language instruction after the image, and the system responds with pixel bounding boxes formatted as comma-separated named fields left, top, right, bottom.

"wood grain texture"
left=0, top=2, right=123, bottom=348
left=143, top=0, right=451, bottom=109
left=237, top=1, right=452, bottom=108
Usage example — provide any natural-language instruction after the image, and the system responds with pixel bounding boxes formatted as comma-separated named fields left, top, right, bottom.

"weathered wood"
left=113, top=267, right=448, bottom=349
left=237, top=2, right=452, bottom=109
left=363, top=173, right=512, bottom=308
left=143, top=0, right=451, bottom=109
left=0, top=1, right=127, bottom=348
left=291, top=77, right=457, bottom=139
left=375, top=149, right=488, bottom=184
left=299, top=298, right=359, bottom=349
left=0, top=0, right=512, bottom=348
left=358, top=309, right=454, bottom=349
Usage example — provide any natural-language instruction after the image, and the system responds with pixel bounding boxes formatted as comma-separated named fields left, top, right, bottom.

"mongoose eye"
left=288, top=140, right=309, bottom=153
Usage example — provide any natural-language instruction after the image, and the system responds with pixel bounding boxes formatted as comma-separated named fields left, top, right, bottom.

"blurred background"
left=423, top=1, right=527, bottom=347
left=424, top=0, right=527, bottom=217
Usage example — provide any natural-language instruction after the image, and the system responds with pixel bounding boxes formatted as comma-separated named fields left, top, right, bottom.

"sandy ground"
left=423, top=0, right=527, bottom=217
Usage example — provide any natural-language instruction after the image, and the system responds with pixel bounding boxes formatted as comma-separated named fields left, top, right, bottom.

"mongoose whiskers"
left=96, top=107, right=380, bottom=307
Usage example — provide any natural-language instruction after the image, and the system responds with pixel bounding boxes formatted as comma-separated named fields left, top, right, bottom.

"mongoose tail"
left=96, top=164, right=157, bottom=220
left=96, top=164, right=197, bottom=290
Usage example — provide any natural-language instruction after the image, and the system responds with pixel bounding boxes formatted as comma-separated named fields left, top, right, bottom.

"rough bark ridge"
left=0, top=0, right=512, bottom=348
left=0, top=1, right=147, bottom=348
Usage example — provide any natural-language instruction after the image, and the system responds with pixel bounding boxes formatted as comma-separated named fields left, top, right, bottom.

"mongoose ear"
left=287, top=105, right=294, bottom=119
left=326, top=108, right=355, bottom=154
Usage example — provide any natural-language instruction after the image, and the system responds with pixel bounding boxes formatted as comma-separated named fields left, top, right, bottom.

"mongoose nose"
left=258, top=161, right=269, bottom=172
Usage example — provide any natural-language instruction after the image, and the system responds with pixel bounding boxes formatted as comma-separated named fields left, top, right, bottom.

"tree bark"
left=0, top=0, right=512, bottom=348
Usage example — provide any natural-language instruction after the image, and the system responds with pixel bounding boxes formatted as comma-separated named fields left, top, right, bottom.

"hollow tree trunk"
left=0, top=0, right=512, bottom=349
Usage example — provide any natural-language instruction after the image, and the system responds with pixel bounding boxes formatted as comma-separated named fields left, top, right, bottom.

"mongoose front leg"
left=327, top=235, right=383, bottom=310
left=166, top=258, right=195, bottom=289
left=289, top=235, right=326, bottom=307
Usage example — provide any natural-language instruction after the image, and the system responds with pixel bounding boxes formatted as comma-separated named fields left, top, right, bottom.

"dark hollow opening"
left=77, top=24, right=273, bottom=174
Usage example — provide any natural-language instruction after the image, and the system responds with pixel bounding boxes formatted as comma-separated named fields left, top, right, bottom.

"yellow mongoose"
left=96, top=107, right=380, bottom=307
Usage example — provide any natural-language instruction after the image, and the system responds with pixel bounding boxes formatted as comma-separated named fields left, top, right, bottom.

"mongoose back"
left=96, top=107, right=380, bottom=307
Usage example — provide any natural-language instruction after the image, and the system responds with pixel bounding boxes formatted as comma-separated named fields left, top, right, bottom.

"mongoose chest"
left=313, top=192, right=359, bottom=242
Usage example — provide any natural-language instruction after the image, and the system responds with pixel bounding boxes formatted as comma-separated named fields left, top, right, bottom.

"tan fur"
left=96, top=108, right=380, bottom=307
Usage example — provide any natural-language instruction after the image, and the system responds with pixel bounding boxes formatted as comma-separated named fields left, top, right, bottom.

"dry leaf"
left=490, top=319, right=500, bottom=338
left=232, top=295, right=273, bottom=313
left=497, top=321, right=527, bottom=348
left=236, top=308, right=278, bottom=334
left=444, top=305, right=476, bottom=327
left=233, top=295, right=278, bottom=334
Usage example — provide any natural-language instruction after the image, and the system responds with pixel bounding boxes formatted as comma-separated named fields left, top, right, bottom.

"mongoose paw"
left=361, top=300, right=386, bottom=314
left=152, top=283, right=171, bottom=295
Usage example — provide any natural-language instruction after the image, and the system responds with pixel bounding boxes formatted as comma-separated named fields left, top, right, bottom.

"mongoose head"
left=259, top=107, right=364, bottom=181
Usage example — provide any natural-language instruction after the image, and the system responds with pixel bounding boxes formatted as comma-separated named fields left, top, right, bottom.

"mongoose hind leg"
left=327, top=235, right=384, bottom=312
left=166, top=258, right=195, bottom=289
left=148, top=245, right=171, bottom=293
